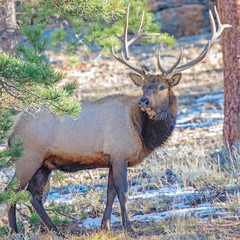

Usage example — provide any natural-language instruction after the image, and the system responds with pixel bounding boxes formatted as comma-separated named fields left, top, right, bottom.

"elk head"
left=112, top=5, right=231, bottom=119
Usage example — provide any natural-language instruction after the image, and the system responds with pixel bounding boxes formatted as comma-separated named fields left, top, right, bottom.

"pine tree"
left=216, top=1, right=240, bottom=147
left=0, top=0, right=19, bottom=54
left=19, top=0, right=174, bottom=54
left=0, top=25, right=80, bottom=205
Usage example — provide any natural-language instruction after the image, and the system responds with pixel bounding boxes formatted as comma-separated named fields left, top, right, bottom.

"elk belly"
left=43, top=152, right=110, bottom=172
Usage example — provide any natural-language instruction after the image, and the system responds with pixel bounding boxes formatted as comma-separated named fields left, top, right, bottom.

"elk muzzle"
left=139, top=97, right=150, bottom=108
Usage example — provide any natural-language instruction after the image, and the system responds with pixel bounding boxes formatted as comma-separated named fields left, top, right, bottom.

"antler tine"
left=209, top=8, right=216, bottom=40
left=157, top=48, right=183, bottom=76
left=123, top=4, right=130, bottom=60
left=123, top=5, right=147, bottom=59
left=112, top=4, right=161, bottom=77
left=165, top=6, right=231, bottom=78
left=111, top=46, right=145, bottom=75
left=212, top=6, right=232, bottom=41
left=120, top=50, right=146, bottom=75
left=167, top=47, right=183, bottom=74
left=157, top=51, right=167, bottom=76
left=172, top=42, right=210, bottom=74
left=127, top=10, right=145, bottom=49
left=126, top=7, right=161, bottom=49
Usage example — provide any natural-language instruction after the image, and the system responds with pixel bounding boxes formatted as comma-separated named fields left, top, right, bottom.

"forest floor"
left=1, top=35, right=240, bottom=239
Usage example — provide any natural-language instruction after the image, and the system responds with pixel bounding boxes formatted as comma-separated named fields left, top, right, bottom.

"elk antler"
left=157, top=48, right=183, bottom=76
left=112, top=4, right=161, bottom=76
left=158, top=6, right=231, bottom=78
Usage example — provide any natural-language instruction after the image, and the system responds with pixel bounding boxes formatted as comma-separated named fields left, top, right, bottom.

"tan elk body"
left=13, top=95, right=148, bottom=185
left=7, top=5, right=230, bottom=236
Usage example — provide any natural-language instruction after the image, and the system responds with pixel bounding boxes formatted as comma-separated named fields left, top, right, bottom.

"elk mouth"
left=140, top=107, right=156, bottom=119
left=140, top=107, right=151, bottom=112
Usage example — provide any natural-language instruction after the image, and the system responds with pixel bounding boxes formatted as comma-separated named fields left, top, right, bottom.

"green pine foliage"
left=19, top=0, right=125, bottom=25
left=53, top=0, right=125, bottom=21
left=0, top=135, right=23, bottom=169
left=0, top=26, right=80, bottom=117
left=30, top=212, right=41, bottom=226
left=0, top=178, right=32, bottom=206
left=19, top=0, right=175, bottom=54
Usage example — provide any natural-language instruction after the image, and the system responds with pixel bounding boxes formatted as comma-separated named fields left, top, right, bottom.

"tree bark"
left=216, top=0, right=240, bottom=147
left=0, top=0, right=19, bottom=54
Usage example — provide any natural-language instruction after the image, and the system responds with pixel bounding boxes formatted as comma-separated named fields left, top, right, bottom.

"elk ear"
left=128, top=73, right=145, bottom=87
left=168, top=73, right=182, bottom=87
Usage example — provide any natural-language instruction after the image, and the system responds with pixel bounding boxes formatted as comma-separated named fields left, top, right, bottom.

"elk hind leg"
left=26, top=165, right=60, bottom=234
left=112, top=161, right=131, bottom=230
left=101, top=167, right=117, bottom=230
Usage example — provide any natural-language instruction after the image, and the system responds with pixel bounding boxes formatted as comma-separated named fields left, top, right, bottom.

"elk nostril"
left=139, top=97, right=149, bottom=107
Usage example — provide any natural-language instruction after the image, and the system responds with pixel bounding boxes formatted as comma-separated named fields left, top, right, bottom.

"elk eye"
left=159, top=85, right=165, bottom=90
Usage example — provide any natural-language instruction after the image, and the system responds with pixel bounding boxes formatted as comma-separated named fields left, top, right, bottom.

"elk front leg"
left=7, top=203, right=18, bottom=233
left=6, top=183, right=20, bottom=234
left=112, top=161, right=131, bottom=230
left=101, top=167, right=117, bottom=230
left=26, top=166, right=61, bottom=236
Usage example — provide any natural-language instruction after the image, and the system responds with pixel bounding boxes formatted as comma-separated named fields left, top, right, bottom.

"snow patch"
left=133, top=206, right=233, bottom=222
left=80, top=215, right=121, bottom=229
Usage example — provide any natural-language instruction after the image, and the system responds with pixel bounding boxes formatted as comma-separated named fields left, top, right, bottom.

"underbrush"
left=1, top=131, right=239, bottom=239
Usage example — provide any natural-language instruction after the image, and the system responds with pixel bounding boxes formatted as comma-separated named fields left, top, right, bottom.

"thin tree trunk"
left=0, top=0, right=19, bottom=54
left=216, top=0, right=240, bottom=147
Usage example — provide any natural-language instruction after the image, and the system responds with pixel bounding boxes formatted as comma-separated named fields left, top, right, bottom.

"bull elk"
left=7, top=5, right=230, bottom=236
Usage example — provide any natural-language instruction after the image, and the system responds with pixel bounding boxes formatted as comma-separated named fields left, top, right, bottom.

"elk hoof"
left=52, top=230, right=65, bottom=239
left=101, top=219, right=111, bottom=231
left=124, top=222, right=135, bottom=232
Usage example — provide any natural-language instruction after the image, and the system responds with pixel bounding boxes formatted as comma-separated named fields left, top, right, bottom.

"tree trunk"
left=216, top=0, right=240, bottom=147
left=0, top=0, right=19, bottom=54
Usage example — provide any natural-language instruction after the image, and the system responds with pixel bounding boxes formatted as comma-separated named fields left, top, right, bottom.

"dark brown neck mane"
left=140, top=93, right=177, bottom=153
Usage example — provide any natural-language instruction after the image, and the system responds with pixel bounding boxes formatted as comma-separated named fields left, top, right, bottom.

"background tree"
left=0, top=0, right=19, bottom=54
left=216, top=1, right=240, bottom=147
